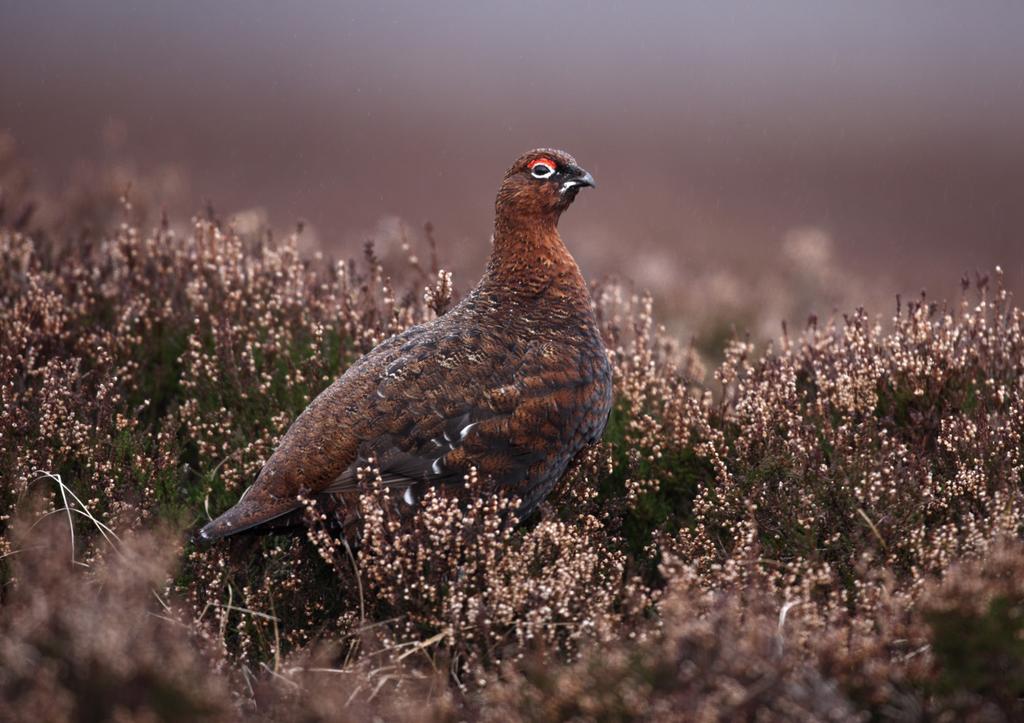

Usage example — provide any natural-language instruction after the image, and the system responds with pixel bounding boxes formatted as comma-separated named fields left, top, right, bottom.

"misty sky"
left=3, top=1, right=1023, bottom=305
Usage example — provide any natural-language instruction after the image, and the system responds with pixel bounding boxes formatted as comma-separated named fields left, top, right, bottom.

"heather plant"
left=3, top=163, right=1024, bottom=719
left=0, top=517, right=232, bottom=722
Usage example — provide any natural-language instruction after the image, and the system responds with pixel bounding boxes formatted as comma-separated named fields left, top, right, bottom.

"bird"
left=199, top=149, right=613, bottom=541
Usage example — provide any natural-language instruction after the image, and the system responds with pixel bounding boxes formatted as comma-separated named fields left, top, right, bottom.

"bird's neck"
left=482, top=213, right=587, bottom=300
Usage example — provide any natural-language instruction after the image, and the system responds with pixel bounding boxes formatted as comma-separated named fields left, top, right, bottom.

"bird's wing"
left=200, top=315, right=609, bottom=541
left=323, top=327, right=609, bottom=514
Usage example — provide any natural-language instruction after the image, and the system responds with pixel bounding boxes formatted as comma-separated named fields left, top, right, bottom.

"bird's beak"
left=571, top=166, right=597, bottom=189
left=561, top=166, right=597, bottom=194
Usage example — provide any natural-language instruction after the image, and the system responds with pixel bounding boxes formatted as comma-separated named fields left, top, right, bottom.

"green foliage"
left=599, top=399, right=708, bottom=562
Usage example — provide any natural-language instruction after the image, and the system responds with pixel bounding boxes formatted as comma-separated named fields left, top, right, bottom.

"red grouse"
left=199, top=149, right=612, bottom=540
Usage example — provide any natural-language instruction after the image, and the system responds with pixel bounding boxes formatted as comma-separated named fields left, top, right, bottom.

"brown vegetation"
left=2, top=159, right=1023, bottom=720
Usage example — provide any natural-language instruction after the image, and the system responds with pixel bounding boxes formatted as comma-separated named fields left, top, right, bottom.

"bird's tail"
left=197, top=484, right=300, bottom=542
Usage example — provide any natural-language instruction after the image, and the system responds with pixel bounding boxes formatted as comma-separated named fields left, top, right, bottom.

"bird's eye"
left=529, top=159, right=556, bottom=179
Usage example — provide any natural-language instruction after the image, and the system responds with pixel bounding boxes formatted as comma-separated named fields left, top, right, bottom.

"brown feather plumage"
left=199, top=149, right=612, bottom=540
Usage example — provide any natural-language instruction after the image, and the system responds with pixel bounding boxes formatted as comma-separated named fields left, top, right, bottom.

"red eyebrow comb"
left=528, top=158, right=555, bottom=170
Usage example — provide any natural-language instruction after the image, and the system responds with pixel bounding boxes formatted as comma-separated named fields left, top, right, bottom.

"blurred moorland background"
left=3, top=1, right=1023, bottom=342
left=4, top=2, right=1024, bottom=721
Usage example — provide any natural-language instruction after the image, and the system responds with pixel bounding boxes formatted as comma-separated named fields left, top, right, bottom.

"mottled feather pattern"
left=200, top=149, right=610, bottom=540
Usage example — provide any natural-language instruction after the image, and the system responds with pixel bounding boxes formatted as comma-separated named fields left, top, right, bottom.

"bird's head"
left=495, top=148, right=596, bottom=224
